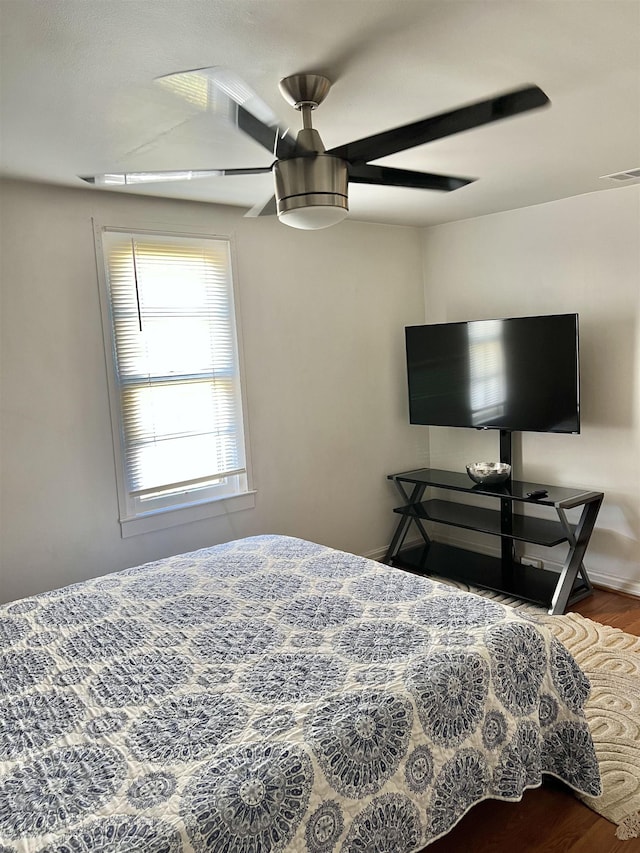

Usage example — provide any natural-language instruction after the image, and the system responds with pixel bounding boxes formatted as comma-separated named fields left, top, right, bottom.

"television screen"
left=405, top=313, right=580, bottom=434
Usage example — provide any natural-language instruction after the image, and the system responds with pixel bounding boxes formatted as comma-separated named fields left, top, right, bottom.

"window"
left=96, top=226, right=253, bottom=536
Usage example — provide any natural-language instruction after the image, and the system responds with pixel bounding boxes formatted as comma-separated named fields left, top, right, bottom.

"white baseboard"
left=363, top=544, right=393, bottom=563
left=363, top=535, right=640, bottom=599
left=586, top=570, right=640, bottom=598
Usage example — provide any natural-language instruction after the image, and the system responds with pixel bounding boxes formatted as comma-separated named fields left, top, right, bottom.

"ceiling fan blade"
left=329, top=85, right=550, bottom=164
left=79, top=167, right=273, bottom=186
left=156, top=66, right=297, bottom=158
left=236, top=107, right=297, bottom=158
left=348, top=163, right=474, bottom=192
left=244, top=194, right=278, bottom=218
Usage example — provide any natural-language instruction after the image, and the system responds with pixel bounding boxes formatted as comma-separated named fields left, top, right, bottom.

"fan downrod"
left=279, top=74, right=331, bottom=110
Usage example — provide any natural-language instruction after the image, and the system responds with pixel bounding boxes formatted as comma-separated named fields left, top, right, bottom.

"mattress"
left=0, top=534, right=601, bottom=852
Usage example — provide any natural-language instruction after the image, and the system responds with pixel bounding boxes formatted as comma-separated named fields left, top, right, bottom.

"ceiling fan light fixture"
left=274, top=155, right=349, bottom=230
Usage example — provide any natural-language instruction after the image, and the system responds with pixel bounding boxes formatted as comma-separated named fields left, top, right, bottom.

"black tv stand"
left=384, top=464, right=603, bottom=615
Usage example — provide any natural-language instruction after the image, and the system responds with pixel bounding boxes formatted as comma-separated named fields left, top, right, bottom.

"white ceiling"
left=1, top=0, right=639, bottom=227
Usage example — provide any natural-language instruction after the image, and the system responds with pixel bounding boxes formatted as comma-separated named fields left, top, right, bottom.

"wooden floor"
left=422, top=587, right=640, bottom=853
left=569, top=585, right=640, bottom=636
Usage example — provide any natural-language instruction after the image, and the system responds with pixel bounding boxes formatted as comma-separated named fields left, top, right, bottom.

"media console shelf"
left=385, top=468, right=603, bottom=615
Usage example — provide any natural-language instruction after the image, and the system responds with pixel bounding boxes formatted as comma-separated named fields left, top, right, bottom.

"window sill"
left=119, top=490, right=256, bottom=538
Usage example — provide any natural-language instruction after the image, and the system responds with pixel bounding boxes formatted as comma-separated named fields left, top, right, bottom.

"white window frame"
left=94, top=221, right=255, bottom=537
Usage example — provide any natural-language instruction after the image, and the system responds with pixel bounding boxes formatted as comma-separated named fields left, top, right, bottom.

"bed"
left=0, top=534, right=601, bottom=852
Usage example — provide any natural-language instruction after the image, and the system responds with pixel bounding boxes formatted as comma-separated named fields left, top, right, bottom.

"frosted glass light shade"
left=278, top=205, right=349, bottom=230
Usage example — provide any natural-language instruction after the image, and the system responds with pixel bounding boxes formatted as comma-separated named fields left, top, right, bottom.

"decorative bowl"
left=466, top=462, right=512, bottom=485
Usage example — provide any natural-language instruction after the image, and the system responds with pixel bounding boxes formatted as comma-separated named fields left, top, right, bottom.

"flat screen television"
left=405, top=313, right=580, bottom=434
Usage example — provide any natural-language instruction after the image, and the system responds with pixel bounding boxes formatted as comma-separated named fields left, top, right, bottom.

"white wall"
left=3, top=179, right=637, bottom=602
left=419, top=185, right=640, bottom=594
left=0, top=179, right=427, bottom=602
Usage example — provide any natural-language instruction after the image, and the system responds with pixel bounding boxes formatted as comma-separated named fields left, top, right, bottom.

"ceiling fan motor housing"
left=274, top=155, right=348, bottom=228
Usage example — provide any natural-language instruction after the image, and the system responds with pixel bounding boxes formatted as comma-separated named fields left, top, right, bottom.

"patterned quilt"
left=0, top=535, right=601, bottom=852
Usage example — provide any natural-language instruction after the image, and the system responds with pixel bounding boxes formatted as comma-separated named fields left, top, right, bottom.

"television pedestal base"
left=384, top=467, right=603, bottom=615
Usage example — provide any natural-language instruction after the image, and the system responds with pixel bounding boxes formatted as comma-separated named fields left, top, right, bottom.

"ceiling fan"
left=80, top=67, right=550, bottom=230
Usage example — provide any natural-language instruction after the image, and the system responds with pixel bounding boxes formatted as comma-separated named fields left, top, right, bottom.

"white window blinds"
left=101, top=230, right=246, bottom=501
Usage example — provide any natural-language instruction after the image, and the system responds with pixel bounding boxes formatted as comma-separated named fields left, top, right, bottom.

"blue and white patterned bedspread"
left=0, top=535, right=600, bottom=852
